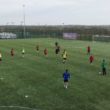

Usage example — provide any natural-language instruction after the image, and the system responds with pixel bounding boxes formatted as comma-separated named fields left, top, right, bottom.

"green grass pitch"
left=0, top=38, right=110, bottom=110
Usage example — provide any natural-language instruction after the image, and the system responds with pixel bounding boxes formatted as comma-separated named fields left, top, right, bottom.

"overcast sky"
left=0, top=0, right=110, bottom=25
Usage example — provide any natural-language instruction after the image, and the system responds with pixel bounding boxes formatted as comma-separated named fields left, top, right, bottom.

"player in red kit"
left=87, top=46, right=91, bottom=54
left=44, top=48, right=48, bottom=56
left=11, top=48, right=14, bottom=56
left=89, top=55, right=94, bottom=64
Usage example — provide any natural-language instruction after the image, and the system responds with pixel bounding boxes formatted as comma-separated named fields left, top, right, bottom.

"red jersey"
left=89, top=55, right=94, bottom=62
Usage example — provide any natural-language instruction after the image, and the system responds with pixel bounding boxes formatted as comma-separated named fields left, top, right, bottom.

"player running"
left=89, top=54, right=94, bottom=64
left=55, top=45, right=60, bottom=55
left=62, top=49, right=67, bottom=63
left=44, top=48, right=48, bottom=56
left=63, top=69, right=70, bottom=89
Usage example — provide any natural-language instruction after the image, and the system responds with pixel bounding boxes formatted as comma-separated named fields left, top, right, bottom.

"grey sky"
left=0, top=0, right=110, bottom=25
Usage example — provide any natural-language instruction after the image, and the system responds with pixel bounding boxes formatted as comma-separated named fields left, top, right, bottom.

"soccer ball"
left=25, top=95, right=29, bottom=98
left=99, top=72, right=101, bottom=75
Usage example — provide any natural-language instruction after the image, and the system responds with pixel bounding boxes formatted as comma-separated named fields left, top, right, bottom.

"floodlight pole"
left=62, top=23, right=64, bottom=38
left=23, top=4, right=26, bottom=39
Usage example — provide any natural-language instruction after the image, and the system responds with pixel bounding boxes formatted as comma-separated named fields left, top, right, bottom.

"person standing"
left=101, top=59, right=107, bottom=75
left=55, top=42, right=60, bottom=55
left=44, top=48, right=48, bottom=56
left=63, top=69, right=70, bottom=89
left=55, top=46, right=60, bottom=55
left=11, top=48, right=14, bottom=56
left=22, top=48, right=25, bottom=57
left=89, top=54, right=94, bottom=64
left=62, top=49, right=67, bottom=63
left=87, top=46, right=91, bottom=54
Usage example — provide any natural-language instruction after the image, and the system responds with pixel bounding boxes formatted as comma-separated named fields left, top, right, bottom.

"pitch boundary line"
left=0, top=105, right=40, bottom=110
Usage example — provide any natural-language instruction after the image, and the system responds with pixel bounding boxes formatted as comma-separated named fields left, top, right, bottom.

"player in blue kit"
left=63, top=69, right=70, bottom=89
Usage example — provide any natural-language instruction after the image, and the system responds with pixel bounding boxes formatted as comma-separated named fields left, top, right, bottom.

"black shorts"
left=64, top=79, right=68, bottom=82
left=57, top=48, right=60, bottom=52
left=55, top=49, right=59, bottom=54
left=88, top=50, right=90, bottom=53
left=102, top=68, right=106, bottom=73
left=0, top=58, right=2, bottom=61
left=63, top=58, right=67, bottom=60
left=90, top=60, right=93, bottom=63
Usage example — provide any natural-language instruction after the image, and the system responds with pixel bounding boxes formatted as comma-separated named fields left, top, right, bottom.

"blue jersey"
left=63, top=72, right=70, bottom=80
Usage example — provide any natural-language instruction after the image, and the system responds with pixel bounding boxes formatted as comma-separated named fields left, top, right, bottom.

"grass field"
left=0, top=38, right=110, bottom=110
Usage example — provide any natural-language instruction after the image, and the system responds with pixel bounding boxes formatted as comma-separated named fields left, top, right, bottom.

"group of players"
left=0, top=48, right=25, bottom=59
left=87, top=45, right=107, bottom=76
left=0, top=42, right=107, bottom=89
left=63, top=45, right=107, bottom=89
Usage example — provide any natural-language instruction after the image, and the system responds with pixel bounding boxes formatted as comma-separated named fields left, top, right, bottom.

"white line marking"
left=0, top=106, right=40, bottom=110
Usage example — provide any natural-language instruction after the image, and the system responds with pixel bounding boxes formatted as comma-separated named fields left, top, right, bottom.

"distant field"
left=0, top=38, right=110, bottom=110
